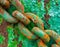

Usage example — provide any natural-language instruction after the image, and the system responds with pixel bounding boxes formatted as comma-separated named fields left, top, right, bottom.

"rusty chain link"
left=0, top=0, right=60, bottom=47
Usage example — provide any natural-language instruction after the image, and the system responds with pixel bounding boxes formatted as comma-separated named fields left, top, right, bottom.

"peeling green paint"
left=0, top=34, right=5, bottom=44
left=7, top=26, right=18, bottom=47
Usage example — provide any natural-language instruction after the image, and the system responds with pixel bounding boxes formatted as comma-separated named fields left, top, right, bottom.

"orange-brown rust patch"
left=36, top=16, right=39, bottom=19
left=38, top=40, right=46, bottom=47
left=38, top=0, right=41, bottom=2
left=44, top=34, right=49, bottom=38
left=49, top=30, right=53, bottom=35
left=20, top=31, right=32, bottom=39
left=52, top=44, right=59, bottom=47
left=34, top=16, right=39, bottom=23
left=23, top=13, right=32, bottom=19
left=34, top=19, right=38, bottom=23
left=25, top=18, right=30, bottom=25
left=0, top=8, right=4, bottom=14
left=44, top=34, right=50, bottom=42
left=15, top=0, right=24, bottom=12
left=3, top=0, right=10, bottom=9
left=55, top=38, right=60, bottom=45
left=27, top=36, right=32, bottom=39
left=41, top=23, right=44, bottom=30
left=41, top=23, right=44, bottom=27
left=12, top=10, right=18, bottom=17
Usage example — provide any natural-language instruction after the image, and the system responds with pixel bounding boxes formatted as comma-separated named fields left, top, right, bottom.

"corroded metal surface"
left=0, top=0, right=60, bottom=47
left=0, top=20, right=8, bottom=47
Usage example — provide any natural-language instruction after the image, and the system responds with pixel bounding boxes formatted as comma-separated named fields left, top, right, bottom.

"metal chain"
left=0, top=0, right=60, bottom=47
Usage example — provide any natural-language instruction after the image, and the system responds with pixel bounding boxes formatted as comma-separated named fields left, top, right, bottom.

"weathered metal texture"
left=0, top=0, right=10, bottom=8
left=37, top=39, right=48, bottom=47
left=0, top=20, right=9, bottom=47
left=20, top=0, right=45, bottom=18
left=9, top=0, right=24, bottom=13
left=44, top=0, right=60, bottom=35
left=0, top=0, right=60, bottom=47
left=32, top=27, right=50, bottom=43
left=12, top=10, right=30, bottom=25
left=0, top=7, right=18, bottom=23
left=51, top=44, right=59, bottom=47
left=24, top=13, right=44, bottom=30
left=45, top=30, right=60, bottom=45
left=18, top=23, right=38, bottom=39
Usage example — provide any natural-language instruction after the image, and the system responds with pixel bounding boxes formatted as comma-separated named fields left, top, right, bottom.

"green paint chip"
left=8, top=41, right=18, bottom=47
left=0, top=34, right=5, bottom=44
